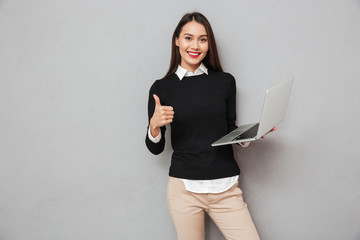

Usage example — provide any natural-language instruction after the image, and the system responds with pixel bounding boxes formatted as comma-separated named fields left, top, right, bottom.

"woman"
left=146, top=12, right=273, bottom=240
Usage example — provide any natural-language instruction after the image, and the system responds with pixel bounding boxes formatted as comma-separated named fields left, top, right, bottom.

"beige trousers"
left=167, top=177, right=260, bottom=240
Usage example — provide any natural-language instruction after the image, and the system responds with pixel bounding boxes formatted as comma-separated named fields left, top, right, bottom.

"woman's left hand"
left=261, top=126, right=277, bottom=139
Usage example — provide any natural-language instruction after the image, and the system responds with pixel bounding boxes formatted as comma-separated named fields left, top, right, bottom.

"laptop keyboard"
left=232, top=123, right=260, bottom=141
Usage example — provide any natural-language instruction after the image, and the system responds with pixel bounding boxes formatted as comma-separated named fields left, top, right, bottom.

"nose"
left=191, top=40, right=200, bottom=50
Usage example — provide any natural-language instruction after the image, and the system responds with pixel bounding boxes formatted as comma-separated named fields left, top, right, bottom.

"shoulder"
left=151, top=74, right=177, bottom=86
left=208, top=70, right=236, bottom=85
left=149, top=74, right=177, bottom=93
left=209, top=69, right=234, bottom=78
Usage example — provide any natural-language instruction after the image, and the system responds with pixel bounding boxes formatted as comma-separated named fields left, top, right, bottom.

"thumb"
left=153, top=94, right=161, bottom=107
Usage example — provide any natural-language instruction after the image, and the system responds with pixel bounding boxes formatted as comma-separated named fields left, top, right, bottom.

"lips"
left=187, top=51, right=201, bottom=58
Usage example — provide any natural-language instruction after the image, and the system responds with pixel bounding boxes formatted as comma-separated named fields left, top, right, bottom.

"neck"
left=181, top=63, right=200, bottom=73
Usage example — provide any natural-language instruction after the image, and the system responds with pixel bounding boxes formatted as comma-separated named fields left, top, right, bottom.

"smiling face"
left=175, top=20, right=209, bottom=73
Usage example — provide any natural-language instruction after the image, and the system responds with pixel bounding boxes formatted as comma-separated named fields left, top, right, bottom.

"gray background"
left=1, top=0, right=360, bottom=239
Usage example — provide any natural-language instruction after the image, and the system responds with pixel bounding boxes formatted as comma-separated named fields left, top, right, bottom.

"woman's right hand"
left=149, top=94, right=174, bottom=138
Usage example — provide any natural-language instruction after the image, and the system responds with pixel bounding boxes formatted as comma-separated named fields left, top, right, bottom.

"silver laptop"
left=211, top=77, right=294, bottom=147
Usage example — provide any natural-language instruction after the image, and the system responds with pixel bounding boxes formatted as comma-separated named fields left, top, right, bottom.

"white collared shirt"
left=148, top=64, right=243, bottom=193
left=175, top=62, right=208, bottom=80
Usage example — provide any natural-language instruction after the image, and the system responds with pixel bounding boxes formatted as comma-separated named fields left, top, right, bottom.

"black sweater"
left=145, top=70, right=240, bottom=180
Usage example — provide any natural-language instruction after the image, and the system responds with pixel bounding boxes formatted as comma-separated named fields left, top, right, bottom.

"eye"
left=185, top=36, right=192, bottom=40
left=200, top=38, right=207, bottom=42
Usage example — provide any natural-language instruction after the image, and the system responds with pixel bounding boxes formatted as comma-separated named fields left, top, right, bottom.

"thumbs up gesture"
left=149, top=94, right=174, bottom=138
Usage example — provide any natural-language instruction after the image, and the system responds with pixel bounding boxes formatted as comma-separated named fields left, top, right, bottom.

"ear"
left=175, top=38, right=179, bottom=47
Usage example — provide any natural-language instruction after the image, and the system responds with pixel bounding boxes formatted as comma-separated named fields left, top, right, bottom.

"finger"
left=161, top=119, right=173, bottom=125
left=161, top=112, right=174, bottom=119
left=266, top=127, right=276, bottom=134
left=163, top=110, right=175, bottom=115
left=162, top=115, right=174, bottom=120
left=160, top=106, right=173, bottom=111
left=159, top=110, right=174, bottom=117
left=153, top=94, right=162, bottom=107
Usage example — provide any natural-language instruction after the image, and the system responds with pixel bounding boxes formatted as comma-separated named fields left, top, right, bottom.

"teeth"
left=188, top=52, right=200, bottom=56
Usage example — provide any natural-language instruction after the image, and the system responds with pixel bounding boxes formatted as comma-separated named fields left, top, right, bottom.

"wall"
left=0, top=0, right=359, bottom=239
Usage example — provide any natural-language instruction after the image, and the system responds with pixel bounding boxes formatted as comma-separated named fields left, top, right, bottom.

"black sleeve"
left=145, top=80, right=166, bottom=155
left=227, top=75, right=238, bottom=133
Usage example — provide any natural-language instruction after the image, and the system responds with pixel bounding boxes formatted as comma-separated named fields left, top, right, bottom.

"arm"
left=227, top=75, right=251, bottom=148
left=226, top=75, right=238, bottom=133
left=145, top=81, right=174, bottom=155
left=147, top=126, right=162, bottom=143
left=145, top=81, right=166, bottom=155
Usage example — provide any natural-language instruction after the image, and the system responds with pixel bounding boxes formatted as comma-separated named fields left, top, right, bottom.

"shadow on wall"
left=233, top=137, right=290, bottom=188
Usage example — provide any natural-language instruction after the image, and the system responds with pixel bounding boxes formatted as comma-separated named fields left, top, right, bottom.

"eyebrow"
left=184, top=33, right=208, bottom=37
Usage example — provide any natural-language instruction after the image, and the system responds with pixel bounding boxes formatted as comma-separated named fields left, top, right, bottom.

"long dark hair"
left=164, top=12, right=223, bottom=78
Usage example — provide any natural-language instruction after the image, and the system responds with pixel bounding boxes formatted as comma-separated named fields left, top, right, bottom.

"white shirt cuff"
left=148, top=127, right=161, bottom=143
left=237, top=141, right=251, bottom=147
